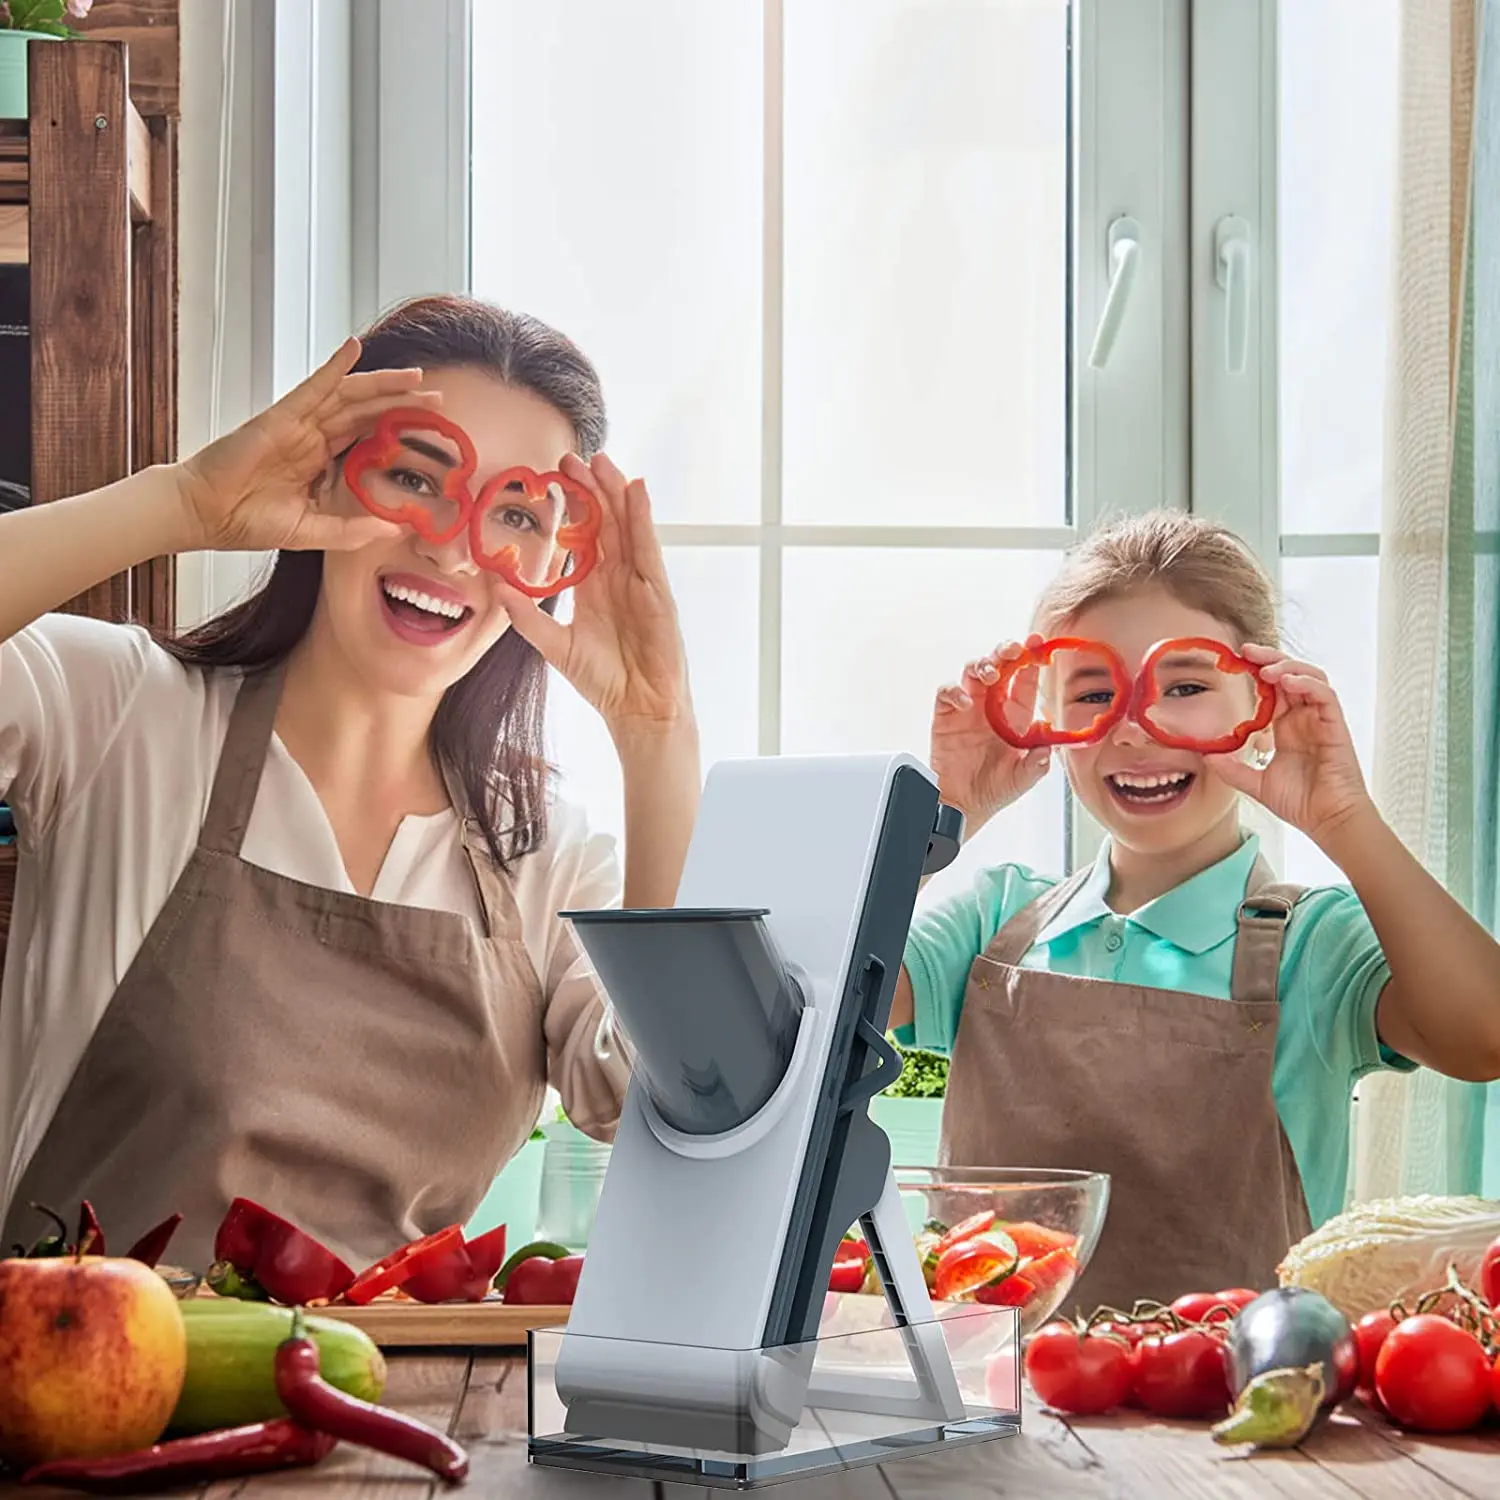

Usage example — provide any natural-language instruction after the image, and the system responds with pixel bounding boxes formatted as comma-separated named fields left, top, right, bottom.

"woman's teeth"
left=1107, top=771, right=1194, bottom=802
left=382, top=582, right=468, bottom=623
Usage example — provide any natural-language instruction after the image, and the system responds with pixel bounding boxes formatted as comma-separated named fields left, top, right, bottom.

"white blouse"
left=0, top=613, right=629, bottom=1218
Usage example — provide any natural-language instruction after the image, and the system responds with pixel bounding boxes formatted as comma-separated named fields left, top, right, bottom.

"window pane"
left=782, top=0, right=1069, bottom=528
left=469, top=1, right=763, bottom=525
left=545, top=549, right=759, bottom=851
left=780, top=548, right=1067, bottom=905
left=1277, top=0, right=1399, bottom=533
left=1279, top=557, right=1380, bottom=885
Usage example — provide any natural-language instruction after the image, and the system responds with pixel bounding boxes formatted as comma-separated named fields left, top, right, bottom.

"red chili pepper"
left=212, top=1198, right=356, bottom=1306
left=340, top=1224, right=466, bottom=1307
left=983, top=637, right=1133, bottom=749
left=501, top=1251, right=585, bottom=1306
left=1131, top=635, right=1277, bottom=754
left=469, top=466, right=603, bottom=596
left=124, top=1213, right=182, bottom=1269
left=19, top=1418, right=335, bottom=1493
left=76, top=1201, right=105, bottom=1258
left=344, top=408, right=478, bottom=545
left=401, top=1223, right=508, bottom=1304
left=274, top=1313, right=468, bottom=1483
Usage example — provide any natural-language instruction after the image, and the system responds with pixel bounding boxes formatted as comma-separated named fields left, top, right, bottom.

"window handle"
left=1215, top=215, right=1252, bottom=374
left=1087, top=216, right=1141, bottom=370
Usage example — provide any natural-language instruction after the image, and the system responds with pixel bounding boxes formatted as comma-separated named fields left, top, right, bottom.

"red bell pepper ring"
left=500, top=1250, right=585, bottom=1306
left=340, top=1224, right=466, bottom=1307
left=400, top=1224, right=509, bottom=1305
left=469, top=466, right=603, bottom=597
left=213, top=1198, right=357, bottom=1306
left=344, top=408, right=478, bottom=546
left=983, top=637, right=1133, bottom=749
left=1132, top=635, right=1277, bottom=754
left=125, top=1213, right=182, bottom=1269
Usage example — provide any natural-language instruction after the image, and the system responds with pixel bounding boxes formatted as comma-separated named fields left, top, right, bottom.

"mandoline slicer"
left=531, top=753, right=1022, bottom=1486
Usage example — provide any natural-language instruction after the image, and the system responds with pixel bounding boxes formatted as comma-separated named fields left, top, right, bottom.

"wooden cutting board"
left=314, top=1299, right=570, bottom=1349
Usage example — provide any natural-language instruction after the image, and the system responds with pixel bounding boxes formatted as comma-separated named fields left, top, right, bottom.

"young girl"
left=888, top=511, right=1500, bottom=1311
left=0, top=295, right=698, bottom=1270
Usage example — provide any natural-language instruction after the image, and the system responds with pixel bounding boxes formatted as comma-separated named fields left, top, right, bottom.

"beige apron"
left=3, top=662, right=547, bottom=1272
left=939, top=854, right=1314, bottom=1315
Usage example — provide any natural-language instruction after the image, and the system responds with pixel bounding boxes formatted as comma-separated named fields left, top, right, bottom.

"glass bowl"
left=872, top=1166, right=1110, bottom=1335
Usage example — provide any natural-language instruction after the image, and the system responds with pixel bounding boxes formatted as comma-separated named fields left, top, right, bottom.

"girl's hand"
left=1203, top=644, right=1374, bottom=845
left=929, top=637, right=1053, bottom=836
left=493, top=452, right=695, bottom=748
left=176, top=338, right=441, bottom=553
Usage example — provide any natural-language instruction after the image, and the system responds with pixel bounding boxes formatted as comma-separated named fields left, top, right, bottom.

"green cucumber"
left=171, top=1298, right=387, bottom=1434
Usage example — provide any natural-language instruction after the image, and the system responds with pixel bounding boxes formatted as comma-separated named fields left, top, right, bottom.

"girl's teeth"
left=382, top=583, right=466, bottom=621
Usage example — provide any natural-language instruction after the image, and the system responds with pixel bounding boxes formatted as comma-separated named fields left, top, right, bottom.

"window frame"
left=327, top=0, right=1381, bottom=879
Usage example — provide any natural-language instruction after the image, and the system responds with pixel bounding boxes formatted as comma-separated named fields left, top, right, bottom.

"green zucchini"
left=171, top=1298, right=387, bottom=1434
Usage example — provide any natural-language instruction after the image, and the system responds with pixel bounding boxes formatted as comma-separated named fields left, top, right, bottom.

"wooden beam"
left=29, top=41, right=132, bottom=621
left=128, top=100, right=151, bottom=222
left=76, top=0, right=179, bottom=119
left=0, top=207, right=24, bottom=263
left=130, top=114, right=177, bottom=633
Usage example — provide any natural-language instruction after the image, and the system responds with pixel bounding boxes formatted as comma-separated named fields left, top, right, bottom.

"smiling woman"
left=0, top=295, right=701, bottom=1274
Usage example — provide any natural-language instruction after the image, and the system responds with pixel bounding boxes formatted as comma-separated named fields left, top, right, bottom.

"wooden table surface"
left=4, top=1351, right=1496, bottom=1499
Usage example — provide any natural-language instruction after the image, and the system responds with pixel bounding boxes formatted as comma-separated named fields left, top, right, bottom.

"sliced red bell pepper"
left=343, top=408, right=479, bottom=546
left=126, top=1213, right=183, bottom=1269
left=339, top=1224, right=466, bottom=1307
left=469, top=467, right=603, bottom=597
left=983, top=637, right=1132, bottom=749
left=401, top=1224, right=509, bottom=1305
left=212, top=1198, right=357, bottom=1306
left=1132, top=636, right=1276, bottom=754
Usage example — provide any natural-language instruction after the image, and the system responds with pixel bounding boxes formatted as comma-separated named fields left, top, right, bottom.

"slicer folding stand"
left=533, top=754, right=1021, bottom=1487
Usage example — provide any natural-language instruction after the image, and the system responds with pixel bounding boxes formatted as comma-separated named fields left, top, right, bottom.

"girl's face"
left=314, top=366, right=577, bottom=702
left=1053, top=584, right=1272, bottom=858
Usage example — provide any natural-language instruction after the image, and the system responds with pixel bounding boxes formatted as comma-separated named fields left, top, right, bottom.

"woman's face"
left=1053, top=585, right=1272, bottom=858
left=315, top=366, right=577, bottom=702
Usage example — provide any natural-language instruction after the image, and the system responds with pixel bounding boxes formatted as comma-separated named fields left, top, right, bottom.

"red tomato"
left=933, top=1232, right=1017, bottom=1302
left=1170, top=1288, right=1259, bottom=1325
left=1482, top=1235, right=1500, bottom=1309
left=1212, top=1288, right=1259, bottom=1313
left=1492, top=1352, right=1500, bottom=1414
left=1131, top=1330, right=1230, bottom=1420
left=1024, top=1247, right=1078, bottom=1297
left=1023, top=1323, right=1134, bottom=1415
left=975, top=1271, right=1035, bottom=1307
left=1374, top=1315, right=1492, bottom=1433
left=1354, top=1309, right=1397, bottom=1395
left=1169, top=1292, right=1222, bottom=1324
left=828, top=1259, right=865, bottom=1294
left=1002, top=1221, right=1078, bottom=1260
left=934, top=1210, right=997, bottom=1259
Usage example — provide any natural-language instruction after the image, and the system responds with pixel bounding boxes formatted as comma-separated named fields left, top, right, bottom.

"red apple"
left=0, top=1255, right=188, bottom=1467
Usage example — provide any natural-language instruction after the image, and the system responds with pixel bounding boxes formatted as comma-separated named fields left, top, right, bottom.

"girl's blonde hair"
left=1034, top=510, right=1280, bottom=649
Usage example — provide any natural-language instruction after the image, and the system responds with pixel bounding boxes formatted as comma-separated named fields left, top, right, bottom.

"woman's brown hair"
left=160, top=295, right=608, bottom=869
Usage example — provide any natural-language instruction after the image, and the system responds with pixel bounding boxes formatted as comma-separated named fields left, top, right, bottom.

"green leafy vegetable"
left=883, top=1039, right=949, bottom=1099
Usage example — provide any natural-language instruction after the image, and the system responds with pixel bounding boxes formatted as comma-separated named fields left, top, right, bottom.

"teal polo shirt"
left=897, top=834, right=1415, bottom=1228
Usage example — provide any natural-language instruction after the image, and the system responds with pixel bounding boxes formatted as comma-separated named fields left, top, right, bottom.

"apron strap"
left=984, top=867, right=1094, bottom=968
left=200, top=664, right=288, bottom=857
left=440, top=760, right=528, bottom=944
left=1229, top=854, right=1306, bottom=1006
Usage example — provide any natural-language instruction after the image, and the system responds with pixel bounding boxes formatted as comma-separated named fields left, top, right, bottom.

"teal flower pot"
left=0, top=32, right=60, bottom=122
left=871, top=1095, right=945, bottom=1168
left=465, top=1136, right=546, bottom=1246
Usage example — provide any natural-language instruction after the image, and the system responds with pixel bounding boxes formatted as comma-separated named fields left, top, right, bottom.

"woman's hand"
left=1203, top=644, right=1374, bottom=847
left=176, top=338, right=440, bottom=553
left=493, top=452, right=694, bottom=748
left=928, top=637, right=1053, bottom=837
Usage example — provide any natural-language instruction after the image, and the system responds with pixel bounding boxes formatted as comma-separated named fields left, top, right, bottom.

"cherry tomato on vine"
left=1354, top=1309, right=1397, bottom=1399
left=1023, top=1323, right=1133, bottom=1416
left=1131, top=1329, right=1230, bottom=1420
left=1481, top=1234, right=1500, bottom=1308
left=1373, top=1315, right=1491, bottom=1433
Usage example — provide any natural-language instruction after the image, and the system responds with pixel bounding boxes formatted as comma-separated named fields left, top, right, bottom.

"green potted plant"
left=0, top=1, right=95, bottom=122
left=870, top=1039, right=948, bottom=1166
